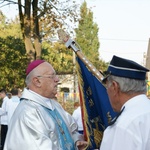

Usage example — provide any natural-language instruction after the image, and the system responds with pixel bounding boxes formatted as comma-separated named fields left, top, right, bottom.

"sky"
left=1, top=0, right=150, bottom=65
left=84, top=0, right=150, bottom=65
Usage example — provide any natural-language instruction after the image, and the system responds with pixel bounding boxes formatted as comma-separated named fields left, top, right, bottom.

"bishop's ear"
left=32, top=77, right=42, bottom=87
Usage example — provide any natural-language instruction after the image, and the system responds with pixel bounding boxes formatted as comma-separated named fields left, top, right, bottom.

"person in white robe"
left=4, top=60, right=88, bottom=150
left=0, top=89, right=9, bottom=150
left=7, top=88, right=20, bottom=125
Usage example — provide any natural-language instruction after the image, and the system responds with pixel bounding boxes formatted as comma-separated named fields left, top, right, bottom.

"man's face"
left=0, top=92, right=5, bottom=99
left=36, top=62, right=59, bottom=98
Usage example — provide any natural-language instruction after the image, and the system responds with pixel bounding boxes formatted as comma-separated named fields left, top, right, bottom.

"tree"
left=0, top=36, right=29, bottom=91
left=0, top=14, right=22, bottom=39
left=0, top=12, right=27, bottom=90
left=41, top=41, right=74, bottom=74
left=1, top=0, right=79, bottom=62
left=0, top=10, right=6, bottom=25
left=75, top=1, right=107, bottom=71
left=0, top=16, right=74, bottom=89
left=75, top=1, right=99, bottom=68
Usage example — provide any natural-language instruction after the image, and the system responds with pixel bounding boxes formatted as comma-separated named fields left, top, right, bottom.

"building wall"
left=57, top=74, right=79, bottom=101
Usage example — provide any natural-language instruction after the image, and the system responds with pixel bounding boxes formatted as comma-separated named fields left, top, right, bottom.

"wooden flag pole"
left=57, top=29, right=104, bottom=82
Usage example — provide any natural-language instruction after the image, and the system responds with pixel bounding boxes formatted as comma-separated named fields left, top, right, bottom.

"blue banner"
left=76, top=57, right=117, bottom=149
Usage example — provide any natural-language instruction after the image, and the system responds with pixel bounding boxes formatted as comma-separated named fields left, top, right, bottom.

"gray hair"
left=25, top=69, right=40, bottom=86
left=25, top=74, right=31, bottom=86
left=107, top=75, right=147, bottom=94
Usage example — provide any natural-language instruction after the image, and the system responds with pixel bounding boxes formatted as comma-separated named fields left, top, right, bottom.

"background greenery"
left=0, top=1, right=109, bottom=110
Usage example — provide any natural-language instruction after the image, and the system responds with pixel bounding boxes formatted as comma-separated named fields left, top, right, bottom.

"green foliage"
left=0, top=10, right=6, bottom=25
left=98, top=59, right=109, bottom=72
left=41, top=41, right=74, bottom=74
left=75, top=1, right=108, bottom=72
left=0, top=36, right=29, bottom=91
left=0, top=12, right=27, bottom=91
left=0, top=14, right=74, bottom=91
left=75, top=2, right=100, bottom=68
left=0, top=14, right=22, bottom=39
left=0, top=2, right=108, bottom=93
left=1, top=0, right=80, bottom=60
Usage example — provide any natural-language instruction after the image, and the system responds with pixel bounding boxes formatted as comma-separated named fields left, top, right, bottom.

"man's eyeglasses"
left=37, top=73, right=57, bottom=79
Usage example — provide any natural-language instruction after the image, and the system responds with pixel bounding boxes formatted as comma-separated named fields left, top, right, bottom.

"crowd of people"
left=0, top=55, right=150, bottom=150
left=0, top=88, right=21, bottom=150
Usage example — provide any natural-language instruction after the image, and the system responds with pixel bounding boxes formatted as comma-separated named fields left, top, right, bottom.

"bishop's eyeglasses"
left=37, top=72, right=57, bottom=79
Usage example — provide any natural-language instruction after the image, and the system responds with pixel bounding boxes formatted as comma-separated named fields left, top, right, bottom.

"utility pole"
left=145, top=38, right=150, bottom=96
left=146, top=38, right=150, bottom=81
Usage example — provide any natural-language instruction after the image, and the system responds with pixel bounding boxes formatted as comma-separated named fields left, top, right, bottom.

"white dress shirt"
left=0, top=96, right=9, bottom=125
left=100, top=94, right=150, bottom=150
